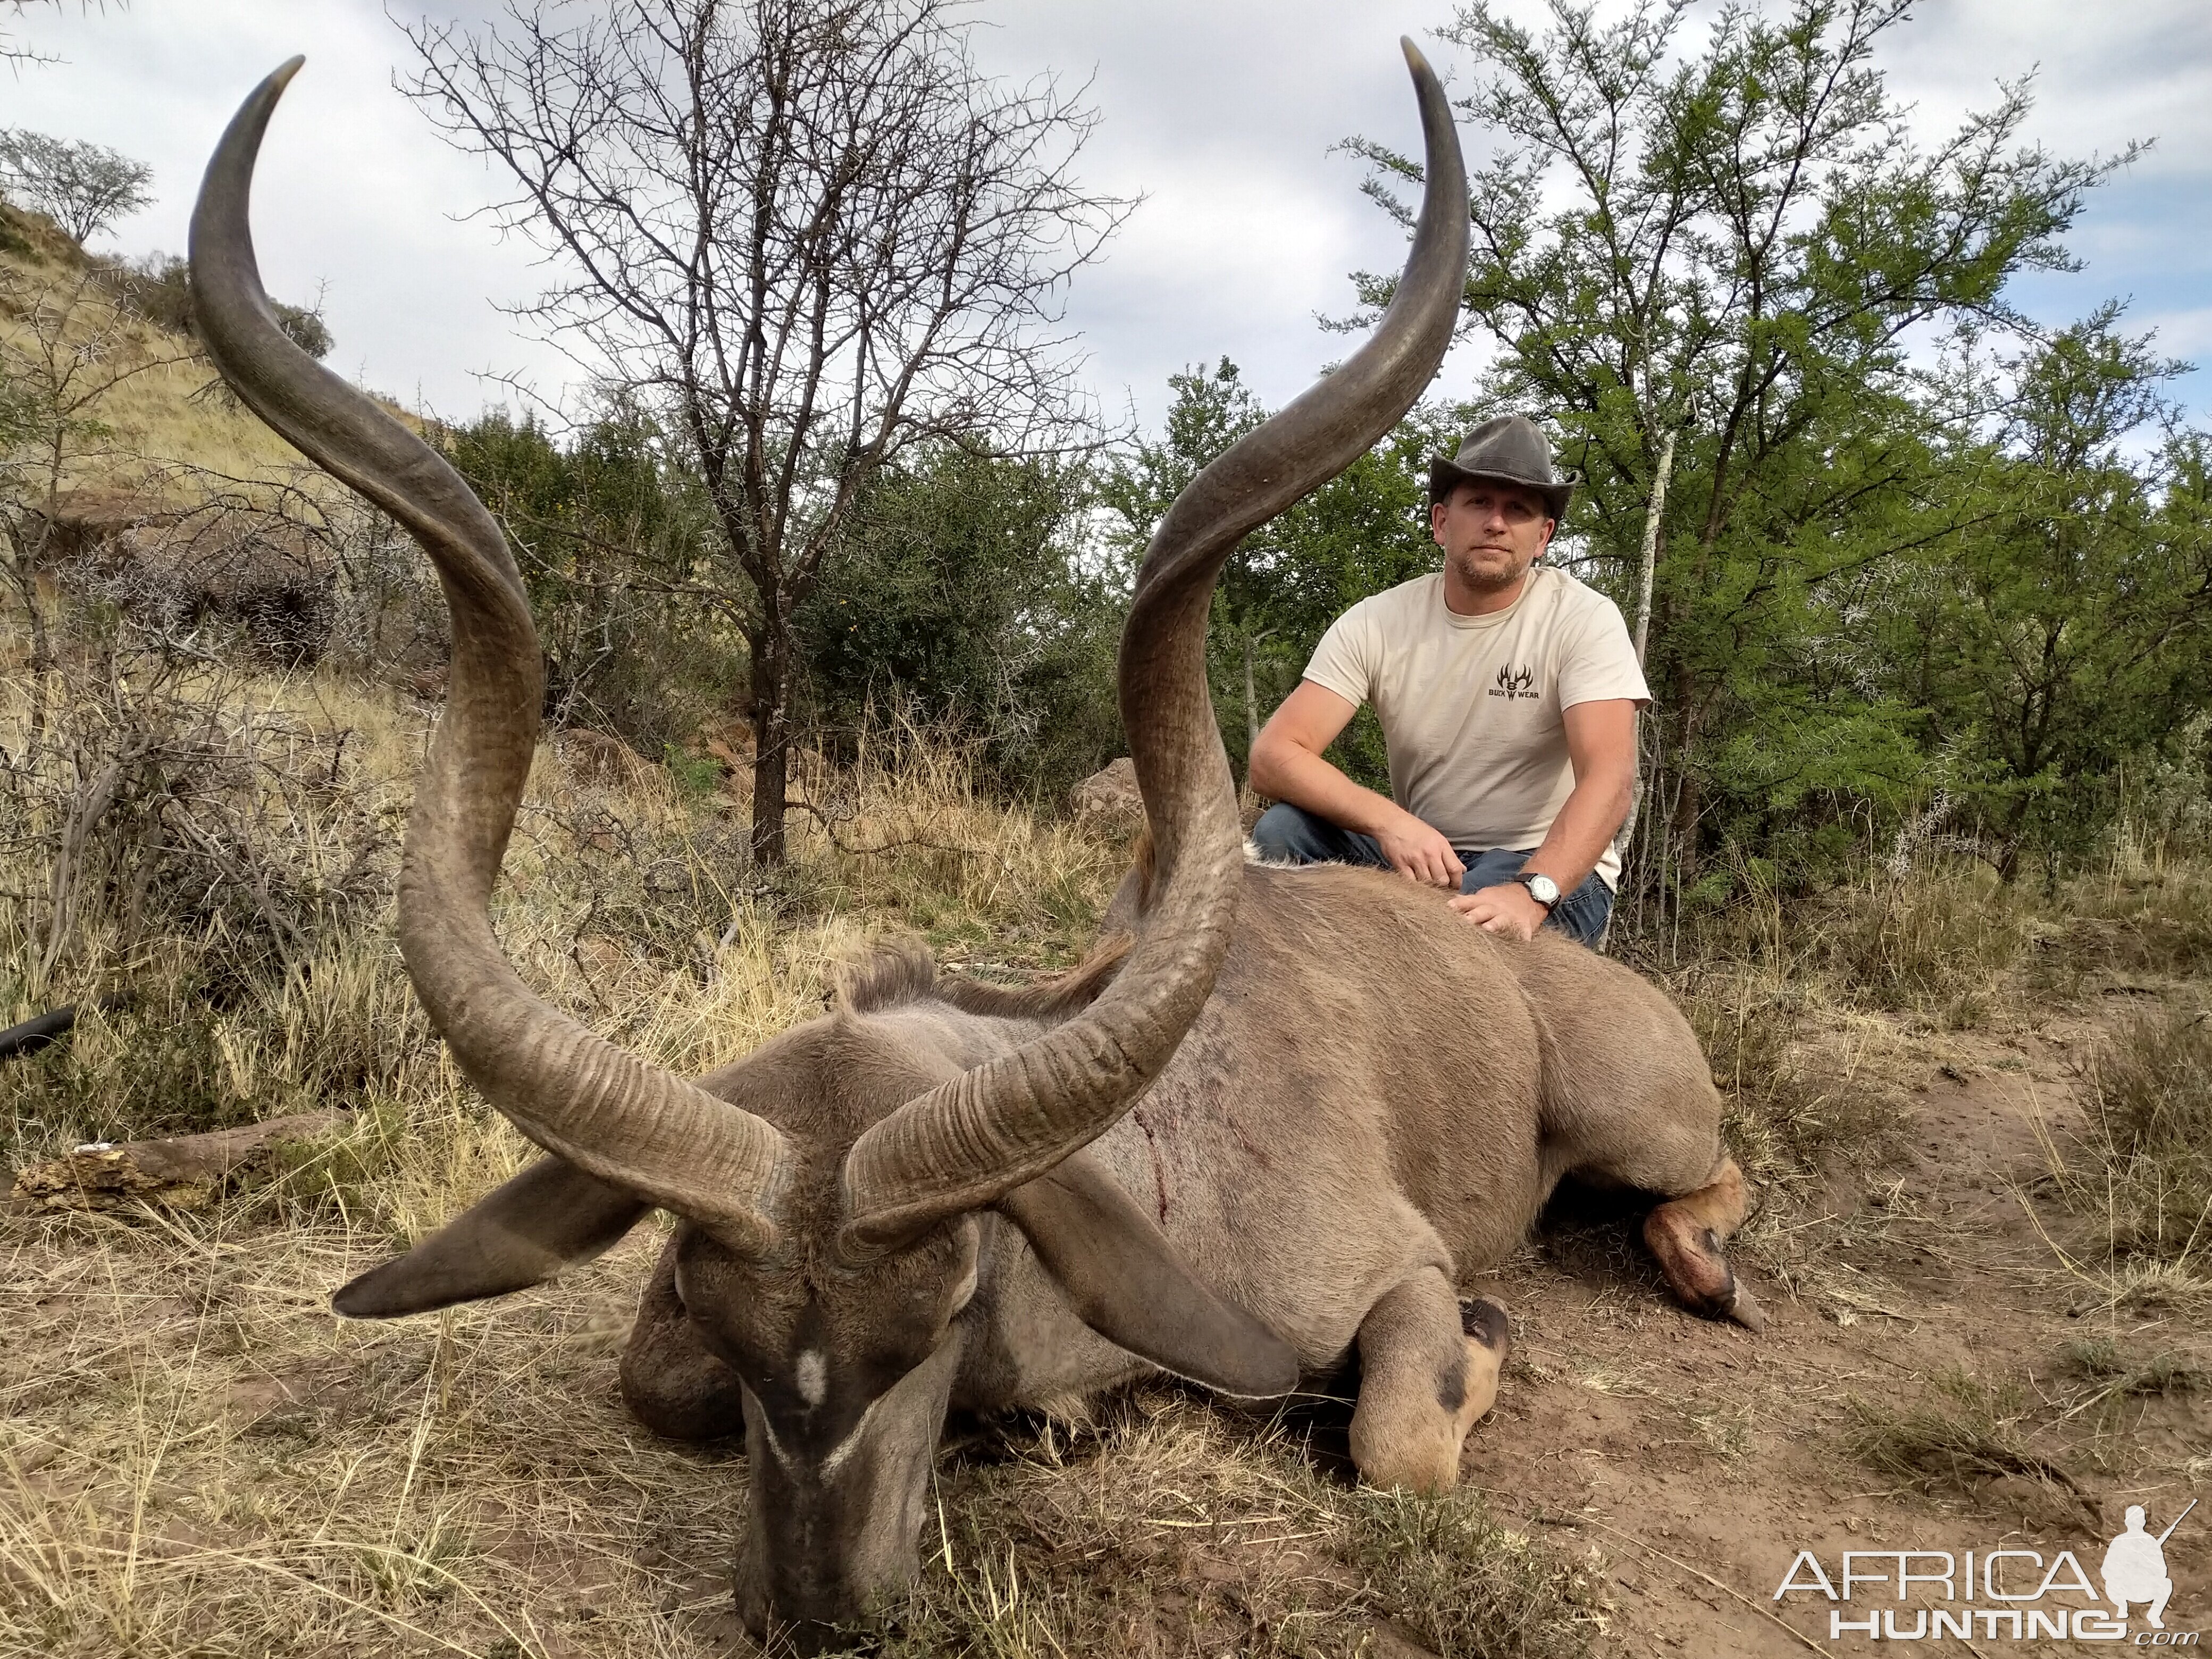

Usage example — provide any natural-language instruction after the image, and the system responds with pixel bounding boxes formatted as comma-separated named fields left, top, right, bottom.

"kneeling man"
left=1250, top=415, right=1646, bottom=946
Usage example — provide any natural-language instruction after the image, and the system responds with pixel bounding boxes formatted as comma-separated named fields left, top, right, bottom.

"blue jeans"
left=1250, top=801, right=1613, bottom=947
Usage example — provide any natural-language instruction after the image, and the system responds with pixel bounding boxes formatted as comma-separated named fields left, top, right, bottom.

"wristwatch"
left=1514, top=872, right=1560, bottom=911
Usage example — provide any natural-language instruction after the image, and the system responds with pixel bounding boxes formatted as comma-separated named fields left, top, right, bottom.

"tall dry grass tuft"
left=2044, top=1008, right=2212, bottom=1273
left=1629, top=865, right=1928, bottom=1217
left=1632, top=843, right=2212, bottom=1218
left=778, top=713, right=1124, bottom=969
left=2032, top=858, right=2212, bottom=991
left=1797, top=870, right=2034, bottom=1026
left=1844, top=1367, right=2090, bottom=1525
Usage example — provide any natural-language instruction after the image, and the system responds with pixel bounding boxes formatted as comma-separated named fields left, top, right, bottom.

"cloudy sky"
left=9, top=0, right=2210, bottom=432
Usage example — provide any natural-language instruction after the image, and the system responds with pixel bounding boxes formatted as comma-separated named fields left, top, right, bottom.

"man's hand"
left=1449, top=882, right=1548, bottom=941
left=1377, top=813, right=1464, bottom=888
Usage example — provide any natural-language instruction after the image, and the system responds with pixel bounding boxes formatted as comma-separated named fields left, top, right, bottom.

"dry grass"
left=0, top=661, right=1615, bottom=1657
left=1637, top=847, right=2212, bottom=1264
left=875, top=1397, right=1607, bottom=1658
left=2033, top=853, right=2212, bottom=990
left=1638, top=873, right=1926, bottom=1230
left=1844, top=1367, right=2091, bottom=1523
left=1, top=203, right=310, bottom=496
left=2039, top=1007, right=2212, bottom=1276
left=1, top=1195, right=741, bottom=1658
left=2059, top=1338, right=2209, bottom=1415
left=1846, top=1335, right=2212, bottom=1520
left=0, top=1188, right=1608, bottom=1658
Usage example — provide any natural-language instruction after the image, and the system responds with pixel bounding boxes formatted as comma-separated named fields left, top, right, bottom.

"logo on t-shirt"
left=1489, top=663, right=1538, bottom=701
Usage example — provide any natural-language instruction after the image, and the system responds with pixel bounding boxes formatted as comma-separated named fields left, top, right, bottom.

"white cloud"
left=4, top=0, right=2207, bottom=433
left=6, top=0, right=567, bottom=420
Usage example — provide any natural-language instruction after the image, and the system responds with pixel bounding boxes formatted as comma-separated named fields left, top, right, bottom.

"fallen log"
left=0, top=1007, right=76, bottom=1062
left=10, top=1110, right=346, bottom=1212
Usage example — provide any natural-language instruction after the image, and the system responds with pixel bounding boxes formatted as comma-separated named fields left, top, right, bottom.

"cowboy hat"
left=1428, top=414, right=1577, bottom=520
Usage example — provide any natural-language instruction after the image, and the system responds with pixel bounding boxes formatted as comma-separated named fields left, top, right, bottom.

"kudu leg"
left=1346, top=1267, right=1510, bottom=1494
left=1643, top=1157, right=1766, bottom=1331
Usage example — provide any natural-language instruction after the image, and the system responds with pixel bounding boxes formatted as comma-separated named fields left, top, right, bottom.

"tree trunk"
left=747, top=624, right=792, bottom=867
left=1630, top=424, right=1678, bottom=668
left=1616, top=420, right=1681, bottom=862
left=1242, top=630, right=1260, bottom=784
left=1666, top=608, right=1702, bottom=886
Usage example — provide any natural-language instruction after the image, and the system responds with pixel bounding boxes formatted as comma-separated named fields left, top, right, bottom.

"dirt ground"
left=1464, top=996, right=2212, bottom=1656
left=4, top=959, right=2206, bottom=1658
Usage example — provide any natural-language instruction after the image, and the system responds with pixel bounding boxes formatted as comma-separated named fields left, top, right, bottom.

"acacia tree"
left=405, top=0, right=1125, bottom=863
left=0, top=130, right=152, bottom=244
left=1347, top=0, right=2121, bottom=895
left=1890, top=311, right=2212, bottom=879
left=1102, top=361, right=1459, bottom=787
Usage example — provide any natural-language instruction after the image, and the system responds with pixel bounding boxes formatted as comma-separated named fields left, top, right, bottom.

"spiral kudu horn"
left=190, top=61, right=787, bottom=1251
left=837, top=40, right=1469, bottom=1252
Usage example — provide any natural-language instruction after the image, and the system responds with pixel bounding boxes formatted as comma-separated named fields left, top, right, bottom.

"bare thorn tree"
left=0, top=262, right=199, bottom=763
left=0, top=128, right=151, bottom=242
left=403, top=0, right=1130, bottom=864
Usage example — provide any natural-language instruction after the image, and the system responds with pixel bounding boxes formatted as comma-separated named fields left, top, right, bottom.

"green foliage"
left=1340, top=0, right=2176, bottom=894
left=439, top=407, right=745, bottom=756
left=795, top=441, right=1121, bottom=800
left=1882, top=312, right=2212, bottom=876
left=661, top=743, right=725, bottom=802
left=1099, top=359, right=1455, bottom=791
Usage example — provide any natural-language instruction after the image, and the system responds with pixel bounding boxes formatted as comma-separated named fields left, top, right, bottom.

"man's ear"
left=996, top=1151, right=1300, bottom=1398
left=333, top=1156, right=651, bottom=1318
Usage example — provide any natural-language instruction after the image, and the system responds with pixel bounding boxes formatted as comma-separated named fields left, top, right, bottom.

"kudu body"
left=189, top=46, right=1759, bottom=1649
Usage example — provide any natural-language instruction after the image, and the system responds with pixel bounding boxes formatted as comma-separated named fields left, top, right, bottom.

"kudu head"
left=189, top=43, right=1466, bottom=1647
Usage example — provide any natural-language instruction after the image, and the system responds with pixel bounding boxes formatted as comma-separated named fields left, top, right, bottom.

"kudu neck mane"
left=835, top=939, right=1132, bottom=1022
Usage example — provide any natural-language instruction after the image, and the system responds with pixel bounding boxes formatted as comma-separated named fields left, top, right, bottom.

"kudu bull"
left=190, top=44, right=1761, bottom=1647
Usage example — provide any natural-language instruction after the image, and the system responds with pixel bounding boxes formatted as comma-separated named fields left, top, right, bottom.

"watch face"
left=1522, top=873, right=1559, bottom=906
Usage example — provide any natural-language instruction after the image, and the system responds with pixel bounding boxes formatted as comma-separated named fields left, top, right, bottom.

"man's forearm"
left=1251, top=738, right=1409, bottom=837
left=1521, top=772, right=1632, bottom=892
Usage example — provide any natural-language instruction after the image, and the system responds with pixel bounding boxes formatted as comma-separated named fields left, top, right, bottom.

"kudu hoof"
left=1459, top=1295, right=1512, bottom=1358
left=1722, top=1280, right=1768, bottom=1333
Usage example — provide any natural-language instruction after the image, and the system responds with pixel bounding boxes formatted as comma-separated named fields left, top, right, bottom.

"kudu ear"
left=997, top=1152, right=1300, bottom=1399
left=333, top=1156, right=651, bottom=1318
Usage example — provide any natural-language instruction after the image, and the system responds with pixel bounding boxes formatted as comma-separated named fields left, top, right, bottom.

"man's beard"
left=1452, top=547, right=1532, bottom=592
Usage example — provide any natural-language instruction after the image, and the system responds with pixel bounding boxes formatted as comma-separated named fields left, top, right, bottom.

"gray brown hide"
left=187, top=43, right=1757, bottom=1653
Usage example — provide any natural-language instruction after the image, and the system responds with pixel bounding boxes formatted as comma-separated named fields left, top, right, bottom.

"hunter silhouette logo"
left=2105, top=1500, right=2192, bottom=1630
left=1490, top=663, right=1538, bottom=700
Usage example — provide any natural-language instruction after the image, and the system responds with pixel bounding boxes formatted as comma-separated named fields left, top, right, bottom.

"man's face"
left=1431, top=480, right=1555, bottom=593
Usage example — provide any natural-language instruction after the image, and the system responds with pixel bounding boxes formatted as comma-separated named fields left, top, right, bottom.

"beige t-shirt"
left=1302, top=566, right=1649, bottom=889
